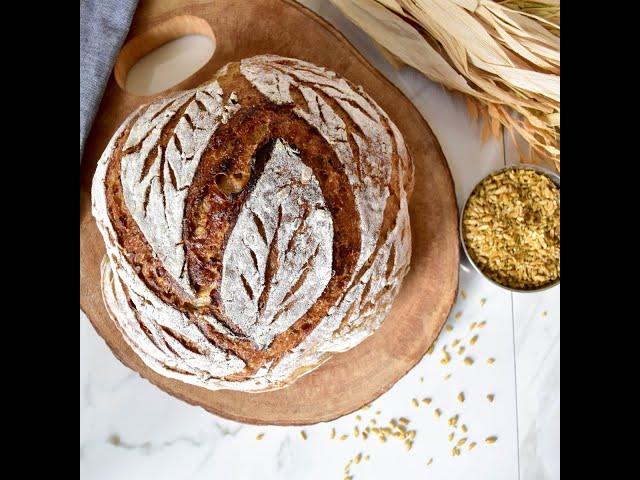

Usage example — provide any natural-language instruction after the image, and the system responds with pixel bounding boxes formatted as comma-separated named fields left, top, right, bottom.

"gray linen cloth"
left=80, top=0, right=139, bottom=159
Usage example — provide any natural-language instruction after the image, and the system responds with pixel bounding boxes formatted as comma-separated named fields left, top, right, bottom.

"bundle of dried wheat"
left=330, top=0, right=560, bottom=170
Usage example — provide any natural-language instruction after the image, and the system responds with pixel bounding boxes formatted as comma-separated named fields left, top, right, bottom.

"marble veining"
left=80, top=1, right=559, bottom=478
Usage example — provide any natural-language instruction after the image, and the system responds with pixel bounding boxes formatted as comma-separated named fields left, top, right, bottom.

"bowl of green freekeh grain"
left=460, top=165, right=560, bottom=292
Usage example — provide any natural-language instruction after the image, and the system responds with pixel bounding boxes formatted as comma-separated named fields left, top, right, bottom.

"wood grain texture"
left=79, top=0, right=459, bottom=425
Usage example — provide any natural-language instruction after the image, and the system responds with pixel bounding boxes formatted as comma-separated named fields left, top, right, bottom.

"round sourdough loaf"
left=92, top=55, right=414, bottom=392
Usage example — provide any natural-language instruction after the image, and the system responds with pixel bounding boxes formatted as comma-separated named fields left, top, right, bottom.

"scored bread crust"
left=92, top=55, right=414, bottom=392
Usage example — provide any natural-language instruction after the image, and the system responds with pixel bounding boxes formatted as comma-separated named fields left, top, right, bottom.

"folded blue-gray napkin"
left=80, top=0, right=139, bottom=160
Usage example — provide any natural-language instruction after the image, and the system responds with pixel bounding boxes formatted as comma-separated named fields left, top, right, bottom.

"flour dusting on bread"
left=92, top=55, right=413, bottom=392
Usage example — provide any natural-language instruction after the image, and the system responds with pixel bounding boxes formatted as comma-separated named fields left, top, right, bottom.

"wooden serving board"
left=79, top=0, right=459, bottom=425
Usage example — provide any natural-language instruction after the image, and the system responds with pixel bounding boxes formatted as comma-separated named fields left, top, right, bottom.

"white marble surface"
left=80, top=1, right=559, bottom=478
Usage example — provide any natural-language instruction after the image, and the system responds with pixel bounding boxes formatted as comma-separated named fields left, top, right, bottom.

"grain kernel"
left=485, top=436, right=498, bottom=444
left=256, top=433, right=265, bottom=440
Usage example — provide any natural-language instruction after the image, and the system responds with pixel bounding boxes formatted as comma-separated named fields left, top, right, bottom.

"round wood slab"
left=79, top=0, right=459, bottom=425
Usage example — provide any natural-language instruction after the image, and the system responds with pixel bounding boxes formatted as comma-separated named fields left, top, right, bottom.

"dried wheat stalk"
left=330, top=0, right=560, bottom=170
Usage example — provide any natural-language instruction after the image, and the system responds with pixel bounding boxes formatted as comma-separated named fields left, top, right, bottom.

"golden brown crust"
left=94, top=55, right=413, bottom=389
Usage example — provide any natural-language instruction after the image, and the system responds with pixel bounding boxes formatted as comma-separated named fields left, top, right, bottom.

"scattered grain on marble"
left=441, top=346, right=451, bottom=365
left=444, top=373, right=452, bottom=380
left=256, top=433, right=265, bottom=440
left=412, top=398, right=419, bottom=408
left=470, top=322, right=478, bottom=331
left=479, top=321, right=487, bottom=328
left=399, top=417, right=410, bottom=425
left=470, top=334, right=479, bottom=345
left=461, top=424, right=468, bottom=433
left=542, top=310, right=548, bottom=317
left=458, top=346, right=466, bottom=355
left=422, top=397, right=432, bottom=405
left=331, top=428, right=336, bottom=439
left=448, top=415, right=459, bottom=428
left=365, top=454, right=370, bottom=461
left=354, top=426, right=360, bottom=438
left=457, top=437, right=468, bottom=446
left=354, top=453, right=362, bottom=464
left=461, top=290, right=467, bottom=300
left=455, top=311, right=463, bottom=321
left=487, top=394, right=495, bottom=402
left=480, top=298, right=486, bottom=307
left=355, top=415, right=362, bottom=421
left=300, top=430, right=307, bottom=440
left=375, top=411, right=381, bottom=416
left=434, top=408, right=442, bottom=418
left=469, top=442, right=477, bottom=450
left=448, top=432, right=455, bottom=441
left=427, top=458, right=434, bottom=466
left=452, top=447, right=461, bottom=457
left=487, top=357, right=495, bottom=364
left=464, top=357, right=474, bottom=366
left=452, top=339, right=461, bottom=347
left=420, top=376, right=424, bottom=383
left=485, top=436, right=498, bottom=444
left=445, top=324, right=454, bottom=332
left=340, top=434, right=349, bottom=441
left=457, top=392, right=465, bottom=403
